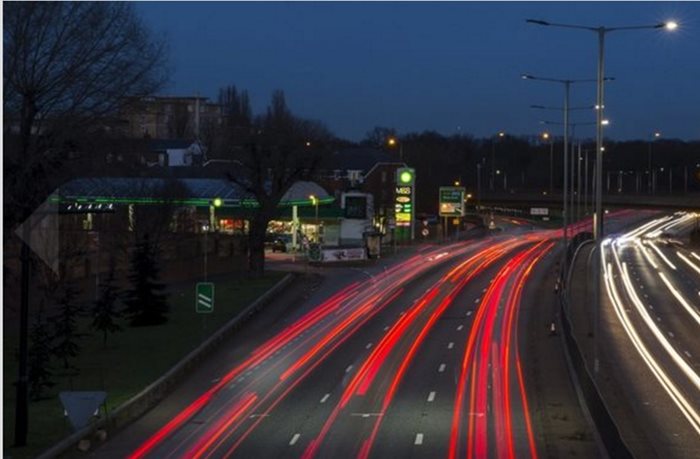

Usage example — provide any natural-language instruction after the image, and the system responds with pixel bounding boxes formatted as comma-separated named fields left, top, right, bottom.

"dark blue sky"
left=137, top=1, right=699, bottom=142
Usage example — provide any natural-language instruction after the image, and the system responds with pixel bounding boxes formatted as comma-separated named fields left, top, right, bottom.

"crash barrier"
left=558, top=241, right=633, bottom=459
left=37, top=273, right=295, bottom=458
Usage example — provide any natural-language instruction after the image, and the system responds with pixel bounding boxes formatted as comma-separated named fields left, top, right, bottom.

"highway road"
left=575, top=211, right=700, bottom=458
left=91, top=218, right=601, bottom=459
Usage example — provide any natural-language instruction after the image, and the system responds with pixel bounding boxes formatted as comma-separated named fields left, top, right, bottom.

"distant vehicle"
left=271, top=234, right=292, bottom=252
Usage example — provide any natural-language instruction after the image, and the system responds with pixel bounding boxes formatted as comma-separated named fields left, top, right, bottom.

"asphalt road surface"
left=91, top=217, right=600, bottom=459
left=571, top=211, right=700, bottom=459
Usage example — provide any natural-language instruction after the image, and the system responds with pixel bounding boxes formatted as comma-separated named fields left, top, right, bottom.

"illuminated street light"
left=490, top=131, right=506, bottom=191
left=309, top=194, right=319, bottom=241
left=522, top=73, right=597, bottom=258
left=648, top=131, right=662, bottom=194
left=601, top=119, right=610, bottom=126
left=527, top=17, right=678, bottom=242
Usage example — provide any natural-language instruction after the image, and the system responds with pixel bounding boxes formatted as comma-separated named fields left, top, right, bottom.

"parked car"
left=271, top=234, right=292, bottom=252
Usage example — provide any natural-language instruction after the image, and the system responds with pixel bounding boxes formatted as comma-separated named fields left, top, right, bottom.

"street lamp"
left=528, top=17, right=678, bottom=379
left=522, top=73, right=598, bottom=264
left=309, top=194, right=319, bottom=242
left=648, top=131, right=661, bottom=194
left=387, top=136, right=403, bottom=161
left=542, top=132, right=554, bottom=193
left=490, top=131, right=505, bottom=191
left=526, top=18, right=678, bottom=240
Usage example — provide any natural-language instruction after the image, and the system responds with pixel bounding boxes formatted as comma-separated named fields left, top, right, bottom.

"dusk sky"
left=137, top=1, right=700, bottom=142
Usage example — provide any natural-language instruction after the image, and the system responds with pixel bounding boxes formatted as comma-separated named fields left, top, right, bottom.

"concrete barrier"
left=38, top=273, right=295, bottom=459
left=558, top=242, right=633, bottom=459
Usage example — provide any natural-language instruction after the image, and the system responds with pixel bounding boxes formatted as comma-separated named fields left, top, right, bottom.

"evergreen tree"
left=92, top=265, right=122, bottom=346
left=124, top=235, right=169, bottom=326
left=28, top=306, right=54, bottom=400
left=51, top=283, right=83, bottom=371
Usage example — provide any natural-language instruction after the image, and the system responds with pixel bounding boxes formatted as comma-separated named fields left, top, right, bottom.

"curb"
left=38, top=273, right=296, bottom=459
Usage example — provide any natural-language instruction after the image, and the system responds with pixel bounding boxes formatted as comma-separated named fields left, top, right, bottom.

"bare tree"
left=223, top=90, right=334, bottom=277
left=3, top=1, right=168, bottom=229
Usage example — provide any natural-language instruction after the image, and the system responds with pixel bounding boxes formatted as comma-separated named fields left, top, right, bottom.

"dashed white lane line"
left=384, top=326, right=390, bottom=331
left=457, top=325, right=464, bottom=331
left=366, top=342, right=373, bottom=349
left=320, top=393, right=330, bottom=404
left=448, top=342, right=455, bottom=349
left=466, top=311, right=473, bottom=316
left=414, top=433, right=424, bottom=445
left=474, top=298, right=480, bottom=304
left=668, top=332, right=675, bottom=339
left=685, top=350, right=692, bottom=358
left=438, top=363, right=446, bottom=373
left=427, top=391, right=436, bottom=402
left=289, top=433, right=301, bottom=445
left=656, top=316, right=661, bottom=322
left=346, top=365, right=354, bottom=373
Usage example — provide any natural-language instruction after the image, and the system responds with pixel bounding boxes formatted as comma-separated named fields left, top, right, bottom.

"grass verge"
left=3, top=271, right=285, bottom=459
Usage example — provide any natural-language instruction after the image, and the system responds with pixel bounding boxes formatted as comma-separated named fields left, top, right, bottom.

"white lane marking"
left=438, top=363, right=446, bottom=373
left=346, top=365, right=353, bottom=373
left=466, top=311, right=473, bottom=316
left=427, top=391, right=436, bottom=402
left=474, top=298, right=480, bottom=304
left=384, top=326, right=390, bottom=331
left=320, top=393, right=330, bottom=404
left=685, top=350, right=693, bottom=358
left=482, top=288, right=487, bottom=293
left=289, top=433, right=300, bottom=445
left=669, top=332, right=675, bottom=339
left=448, top=342, right=455, bottom=349
left=457, top=325, right=464, bottom=331
left=414, top=433, right=424, bottom=445
left=366, top=342, right=373, bottom=349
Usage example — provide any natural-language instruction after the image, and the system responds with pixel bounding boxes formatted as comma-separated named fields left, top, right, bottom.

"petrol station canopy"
left=56, top=177, right=333, bottom=208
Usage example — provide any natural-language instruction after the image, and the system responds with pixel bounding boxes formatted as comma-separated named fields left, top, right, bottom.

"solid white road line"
left=320, top=393, right=330, bottom=403
left=414, top=433, right=424, bottom=445
left=289, top=433, right=300, bottom=445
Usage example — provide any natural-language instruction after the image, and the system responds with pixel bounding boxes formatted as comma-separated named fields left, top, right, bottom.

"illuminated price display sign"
left=395, top=185, right=413, bottom=227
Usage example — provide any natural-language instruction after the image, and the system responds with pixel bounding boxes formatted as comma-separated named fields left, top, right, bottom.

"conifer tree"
left=124, top=235, right=169, bottom=326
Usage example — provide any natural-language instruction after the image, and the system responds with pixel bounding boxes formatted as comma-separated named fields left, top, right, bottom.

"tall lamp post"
left=541, top=132, right=554, bottom=193
left=522, top=73, right=597, bottom=269
left=490, top=132, right=505, bottom=191
left=528, top=18, right=678, bottom=379
left=309, top=194, right=319, bottom=242
left=526, top=18, right=678, bottom=240
left=648, top=131, right=661, bottom=194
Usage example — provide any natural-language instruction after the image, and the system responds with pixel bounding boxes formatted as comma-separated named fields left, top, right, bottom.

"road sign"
left=421, top=228, right=429, bottom=237
left=439, top=187, right=465, bottom=217
left=59, top=391, right=106, bottom=431
left=196, top=282, right=214, bottom=313
left=530, top=207, right=549, bottom=216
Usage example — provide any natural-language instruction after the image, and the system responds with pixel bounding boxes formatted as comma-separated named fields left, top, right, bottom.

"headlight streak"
left=647, top=241, right=677, bottom=270
left=602, top=237, right=700, bottom=436
left=657, top=271, right=700, bottom=327
left=677, top=251, right=700, bottom=276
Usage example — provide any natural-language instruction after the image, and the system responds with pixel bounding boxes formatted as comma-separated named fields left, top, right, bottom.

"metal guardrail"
left=37, top=273, right=296, bottom=459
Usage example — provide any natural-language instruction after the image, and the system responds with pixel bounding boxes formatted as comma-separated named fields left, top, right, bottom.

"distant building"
left=119, top=95, right=223, bottom=140
left=317, top=147, right=407, bottom=230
